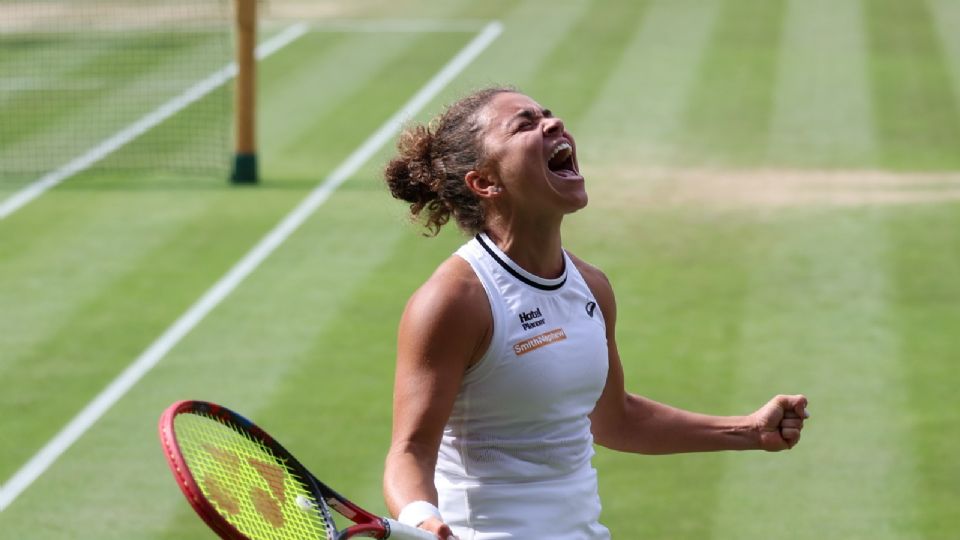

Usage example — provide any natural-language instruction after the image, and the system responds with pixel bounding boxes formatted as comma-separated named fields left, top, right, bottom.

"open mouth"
left=546, top=141, right=580, bottom=179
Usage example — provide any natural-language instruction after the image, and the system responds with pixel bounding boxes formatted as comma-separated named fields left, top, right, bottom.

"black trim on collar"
left=475, top=233, right=566, bottom=291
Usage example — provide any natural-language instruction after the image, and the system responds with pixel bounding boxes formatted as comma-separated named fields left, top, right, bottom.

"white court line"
left=0, top=23, right=310, bottom=221
left=0, top=20, right=504, bottom=512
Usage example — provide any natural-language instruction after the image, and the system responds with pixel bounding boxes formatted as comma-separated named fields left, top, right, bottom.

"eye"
left=515, top=121, right=534, bottom=132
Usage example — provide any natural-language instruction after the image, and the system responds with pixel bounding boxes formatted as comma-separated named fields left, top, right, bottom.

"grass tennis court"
left=2, top=0, right=960, bottom=538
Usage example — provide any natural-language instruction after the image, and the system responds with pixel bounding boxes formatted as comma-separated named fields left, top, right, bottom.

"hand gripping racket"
left=159, top=400, right=435, bottom=540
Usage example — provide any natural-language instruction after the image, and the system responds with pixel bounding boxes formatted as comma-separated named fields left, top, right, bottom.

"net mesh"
left=174, top=411, right=332, bottom=540
left=0, top=0, right=233, bottom=181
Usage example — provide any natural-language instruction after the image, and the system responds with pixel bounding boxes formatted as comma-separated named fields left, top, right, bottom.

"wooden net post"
left=231, top=0, right=258, bottom=184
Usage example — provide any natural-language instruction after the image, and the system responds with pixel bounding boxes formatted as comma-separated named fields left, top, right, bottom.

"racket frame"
left=159, top=400, right=424, bottom=540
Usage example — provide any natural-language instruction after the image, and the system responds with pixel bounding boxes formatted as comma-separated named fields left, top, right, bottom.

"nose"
left=543, top=116, right=564, bottom=136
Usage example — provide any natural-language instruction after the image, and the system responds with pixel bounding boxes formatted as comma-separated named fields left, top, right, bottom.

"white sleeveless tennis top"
left=435, top=233, right=611, bottom=539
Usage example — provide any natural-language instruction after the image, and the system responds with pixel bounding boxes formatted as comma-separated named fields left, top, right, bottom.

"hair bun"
left=385, top=124, right=441, bottom=206
left=384, top=86, right=513, bottom=236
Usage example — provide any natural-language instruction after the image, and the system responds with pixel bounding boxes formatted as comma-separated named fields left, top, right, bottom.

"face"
left=473, top=92, right=587, bottom=216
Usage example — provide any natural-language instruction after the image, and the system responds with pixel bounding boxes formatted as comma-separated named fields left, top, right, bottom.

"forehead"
left=480, top=92, right=546, bottom=126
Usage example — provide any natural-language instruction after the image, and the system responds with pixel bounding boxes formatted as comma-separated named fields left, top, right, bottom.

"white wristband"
left=398, top=500, right=442, bottom=527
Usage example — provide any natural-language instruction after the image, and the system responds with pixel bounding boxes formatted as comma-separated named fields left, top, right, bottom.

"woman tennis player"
left=382, top=87, right=808, bottom=539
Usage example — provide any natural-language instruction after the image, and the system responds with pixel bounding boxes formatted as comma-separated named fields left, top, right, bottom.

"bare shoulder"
left=567, top=251, right=617, bottom=323
left=567, top=252, right=614, bottom=299
left=401, top=255, right=492, bottom=366
left=408, top=255, right=488, bottom=317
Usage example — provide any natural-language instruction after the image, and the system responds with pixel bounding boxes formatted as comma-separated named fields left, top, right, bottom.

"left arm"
left=572, top=256, right=808, bottom=454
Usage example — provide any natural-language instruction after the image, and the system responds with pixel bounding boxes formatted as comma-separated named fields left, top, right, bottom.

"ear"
left=465, top=169, right=504, bottom=199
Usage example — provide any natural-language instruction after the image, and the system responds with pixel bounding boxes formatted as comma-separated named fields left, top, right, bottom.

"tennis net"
left=0, top=0, right=234, bottom=181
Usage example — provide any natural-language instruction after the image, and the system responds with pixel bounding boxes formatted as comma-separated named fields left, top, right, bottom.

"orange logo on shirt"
left=513, top=328, right=566, bottom=356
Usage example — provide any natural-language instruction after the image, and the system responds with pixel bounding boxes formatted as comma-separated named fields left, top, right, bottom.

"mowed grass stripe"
left=0, top=188, right=301, bottom=482
left=231, top=225, right=470, bottom=519
left=0, top=192, right=303, bottom=535
left=888, top=204, right=960, bottom=538
left=709, top=209, right=915, bottom=540
left=0, top=34, right=163, bottom=141
left=155, top=5, right=624, bottom=531
left=523, top=0, right=651, bottom=122
left=92, top=30, right=374, bottom=181
left=0, top=30, right=318, bottom=473
left=93, top=84, right=230, bottom=177
left=865, top=0, right=960, bottom=170
left=571, top=204, right=756, bottom=538
left=258, top=0, right=522, bottom=173
left=455, top=0, right=592, bottom=93
left=5, top=3, right=957, bottom=539
left=0, top=32, right=227, bottom=172
left=256, top=30, right=415, bottom=176
left=104, top=30, right=498, bottom=538
left=0, top=27, right=326, bottom=386
left=269, top=31, right=476, bottom=179
left=680, top=0, right=786, bottom=166
left=0, top=191, right=216, bottom=382
left=5, top=24, right=502, bottom=538
left=0, top=32, right=133, bottom=108
left=767, top=0, right=875, bottom=167
left=579, top=0, right=722, bottom=165
left=146, top=191, right=421, bottom=540
left=0, top=35, right=119, bottom=105
left=929, top=0, right=960, bottom=118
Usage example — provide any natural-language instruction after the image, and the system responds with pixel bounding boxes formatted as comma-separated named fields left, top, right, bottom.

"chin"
left=574, top=194, right=589, bottom=211
left=565, top=191, right=589, bottom=213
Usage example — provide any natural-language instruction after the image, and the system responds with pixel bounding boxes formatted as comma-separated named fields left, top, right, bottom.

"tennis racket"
left=158, top=400, right=435, bottom=540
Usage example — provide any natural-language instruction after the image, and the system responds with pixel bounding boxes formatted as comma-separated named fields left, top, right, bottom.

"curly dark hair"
left=384, top=86, right=515, bottom=236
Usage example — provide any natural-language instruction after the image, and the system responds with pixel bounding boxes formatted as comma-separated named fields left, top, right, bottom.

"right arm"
left=383, top=257, right=491, bottom=538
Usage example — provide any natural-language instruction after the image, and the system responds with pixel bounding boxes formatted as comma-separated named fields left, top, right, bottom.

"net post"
left=231, top=0, right=258, bottom=184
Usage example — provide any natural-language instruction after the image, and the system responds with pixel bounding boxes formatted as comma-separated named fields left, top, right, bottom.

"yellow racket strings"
left=174, top=412, right=331, bottom=540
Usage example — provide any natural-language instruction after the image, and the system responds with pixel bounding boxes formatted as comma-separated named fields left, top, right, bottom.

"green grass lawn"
left=2, top=0, right=959, bottom=538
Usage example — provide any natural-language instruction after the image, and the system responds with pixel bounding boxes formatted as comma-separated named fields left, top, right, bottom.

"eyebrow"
left=508, top=107, right=553, bottom=126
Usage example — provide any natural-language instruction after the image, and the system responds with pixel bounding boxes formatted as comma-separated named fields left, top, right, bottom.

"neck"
left=482, top=217, right=565, bottom=279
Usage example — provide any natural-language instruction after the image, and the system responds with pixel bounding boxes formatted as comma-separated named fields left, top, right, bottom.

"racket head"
left=158, top=400, right=338, bottom=539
